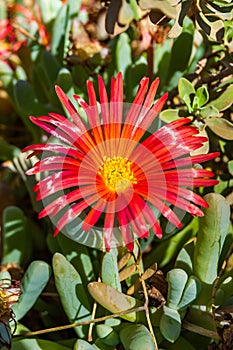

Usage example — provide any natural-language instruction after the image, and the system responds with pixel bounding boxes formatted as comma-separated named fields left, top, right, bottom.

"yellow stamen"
left=98, top=156, right=137, bottom=193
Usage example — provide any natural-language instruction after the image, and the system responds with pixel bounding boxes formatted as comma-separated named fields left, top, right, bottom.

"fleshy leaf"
left=205, top=117, right=233, bottom=140
left=12, top=261, right=51, bottom=320
left=207, top=84, right=233, bottom=111
left=160, top=306, right=181, bottom=343
left=52, top=253, right=92, bottom=338
left=166, top=268, right=188, bottom=309
left=96, top=325, right=120, bottom=346
left=119, top=324, right=156, bottom=350
left=12, top=338, right=70, bottom=350
left=159, top=109, right=180, bottom=123
left=178, top=77, right=195, bottom=111
left=102, top=249, right=122, bottom=291
left=2, top=206, right=32, bottom=265
left=177, top=276, right=201, bottom=311
left=88, top=282, right=144, bottom=322
left=116, top=33, right=132, bottom=76
left=193, top=193, right=230, bottom=304
left=195, top=86, right=209, bottom=107
left=73, top=339, right=96, bottom=350
left=199, top=105, right=219, bottom=119
left=0, top=138, right=20, bottom=161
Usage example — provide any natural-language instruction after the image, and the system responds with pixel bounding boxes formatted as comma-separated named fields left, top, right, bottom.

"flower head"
left=24, top=73, right=218, bottom=251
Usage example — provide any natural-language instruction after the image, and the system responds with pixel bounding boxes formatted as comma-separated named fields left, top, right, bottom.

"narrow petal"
left=82, top=199, right=106, bottom=231
left=104, top=199, right=115, bottom=251
left=53, top=193, right=99, bottom=236
left=117, top=209, right=134, bottom=251
left=55, top=85, right=88, bottom=131
left=121, top=77, right=149, bottom=138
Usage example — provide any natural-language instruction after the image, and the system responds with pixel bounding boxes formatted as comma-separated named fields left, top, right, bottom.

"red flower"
left=0, top=19, right=25, bottom=61
left=24, top=73, right=218, bottom=251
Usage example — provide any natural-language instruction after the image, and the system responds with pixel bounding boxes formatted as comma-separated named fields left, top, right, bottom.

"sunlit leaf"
left=205, top=116, right=233, bottom=140
left=116, top=33, right=132, bottom=76
left=178, top=77, right=195, bottom=110
left=195, top=86, right=209, bottom=107
left=88, top=282, right=144, bottom=322
left=207, top=84, right=233, bottom=111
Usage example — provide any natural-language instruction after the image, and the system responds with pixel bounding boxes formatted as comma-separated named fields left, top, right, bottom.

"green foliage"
left=87, top=282, right=144, bottom=323
left=12, top=261, right=51, bottom=320
left=193, top=193, right=230, bottom=304
left=2, top=206, right=32, bottom=265
left=52, top=253, right=92, bottom=338
left=12, top=338, right=70, bottom=350
left=120, top=324, right=156, bottom=350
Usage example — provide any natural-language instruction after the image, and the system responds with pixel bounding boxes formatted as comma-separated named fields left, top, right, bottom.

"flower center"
left=98, top=156, right=137, bottom=193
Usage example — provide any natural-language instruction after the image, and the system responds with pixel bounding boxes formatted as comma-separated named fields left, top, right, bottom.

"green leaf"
left=178, top=77, right=195, bottom=110
left=37, top=0, right=62, bottom=24
left=159, top=109, right=180, bottom=123
left=0, top=137, right=20, bottom=161
left=208, top=84, right=233, bottom=111
left=73, top=339, right=96, bottom=350
left=175, top=242, right=194, bottom=275
left=96, top=325, right=120, bottom=346
left=161, top=336, right=196, bottom=349
left=228, top=160, right=233, bottom=176
left=205, top=117, right=233, bottom=140
left=177, top=276, right=201, bottom=311
left=195, top=86, right=209, bottom=107
left=13, top=80, right=41, bottom=141
left=13, top=261, right=51, bottom=320
left=168, top=23, right=194, bottom=81
left=34, top=51, right=61, bottom=105
left=120, top=324, right=156, bottom=350
left=57, top=234, right=95, bottom=287
left=56, top=68, right=75, bottom=99
left=160, top=306, right=181, bottom=343
left=52, top=253, right=91, bottom=338
left=199, top=105, right=219, bottom=119
left=116, top=33, right=132, bottom=76
left=0, top=60, right=14, bottom=87
left=51, top=4, right=69, bottom=60
left=12, top=338, right=70, bottom=350
left=2, top=206, right=32, bottom=265
left=166, top=268, right=188, bottom=309
left=193, top=193, right=230, bottom=303
left=102, top=249, right=121, bottom=292
left=145, top=217, right=198, bottom=268
left=88, top=282, right=144, bottom=322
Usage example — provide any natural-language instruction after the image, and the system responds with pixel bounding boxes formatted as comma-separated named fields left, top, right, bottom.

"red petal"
left=55, top=85, right=88, bottom=130
left=82, top=199, right=106, bottom=231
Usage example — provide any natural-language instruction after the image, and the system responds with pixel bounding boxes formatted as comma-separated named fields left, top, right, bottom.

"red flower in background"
left=13, top=3, right=50, bottom=48
left=24, top=73, right=218, bottom=251
left=0, top=19, right=25, bottom=61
